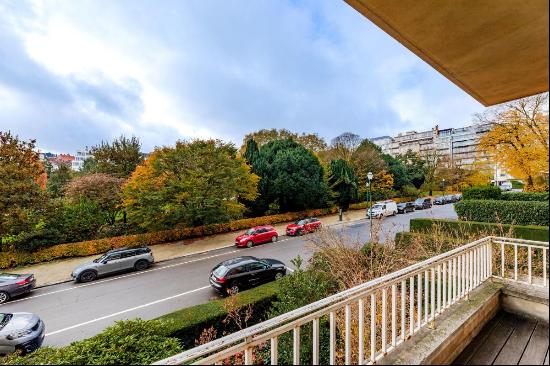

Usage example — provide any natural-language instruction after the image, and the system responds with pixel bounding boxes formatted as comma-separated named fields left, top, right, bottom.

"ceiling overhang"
left=345, top=0, right=549, bottom=106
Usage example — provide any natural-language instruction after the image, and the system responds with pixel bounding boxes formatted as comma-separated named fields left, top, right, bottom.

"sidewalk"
left=7, top=209, right=368, bottom=287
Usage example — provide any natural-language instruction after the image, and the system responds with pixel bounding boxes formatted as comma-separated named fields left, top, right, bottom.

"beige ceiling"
left=345, top=0, right=549, bottom=106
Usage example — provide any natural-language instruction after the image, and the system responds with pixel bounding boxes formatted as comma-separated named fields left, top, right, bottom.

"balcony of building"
left=155, top=237, right=549, bottom=365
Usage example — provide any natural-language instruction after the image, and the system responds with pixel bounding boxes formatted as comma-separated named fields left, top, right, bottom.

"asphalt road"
left=0, top=204, right=457, bottom=347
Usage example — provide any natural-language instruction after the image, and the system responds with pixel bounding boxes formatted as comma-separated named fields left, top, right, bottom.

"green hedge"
left=454, top=200, right=549, bottom=226
left=158, top=281, right=279, bottom=349
left=409, top=218, right=549, bottom=242
left=2, top=282, right=280, bottom=365
left=501, top=192, right=549, bottom=201
left=462, top=185, right=502, bottom=200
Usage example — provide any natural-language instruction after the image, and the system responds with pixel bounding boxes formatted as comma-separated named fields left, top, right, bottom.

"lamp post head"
left=367, top=172, right=373, bottom=181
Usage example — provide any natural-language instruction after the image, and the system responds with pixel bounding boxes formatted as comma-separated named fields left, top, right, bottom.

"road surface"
left=0, top=204, right=457, bottom=346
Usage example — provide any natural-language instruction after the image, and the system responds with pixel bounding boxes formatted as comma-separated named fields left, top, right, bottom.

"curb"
left=34, top=214, right=369, bottom=289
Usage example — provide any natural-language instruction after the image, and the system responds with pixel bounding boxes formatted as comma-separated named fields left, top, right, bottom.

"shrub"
left=409, top=218, right=549, bottom=242
left=462, top=185, right=502, bottom=200
left=501, top=191, right=549, bottom=202
left=0, top=207, right=338, bottom=269
left=454, top=200, right=549, bottom=226
left=2, top=319, right=182, bottom=365
left=158, top=281, right=279, bottom=349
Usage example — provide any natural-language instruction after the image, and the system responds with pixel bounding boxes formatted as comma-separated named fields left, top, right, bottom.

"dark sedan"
left=434, top=196, right=446, bottom=205
left=210, top=256, right=286, bottom=295
left=0, top=273, right=36, bottom=304
left=414, top=198, right=432, bottom=210
left=397, top=202, right=415, bottom=213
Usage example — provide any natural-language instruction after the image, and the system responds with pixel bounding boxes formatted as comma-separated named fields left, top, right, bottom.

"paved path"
left=1, top=204, right=456, bottom=347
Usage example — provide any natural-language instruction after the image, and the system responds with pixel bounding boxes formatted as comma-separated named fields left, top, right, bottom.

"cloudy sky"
left=0, top=0, right=486, bottom=153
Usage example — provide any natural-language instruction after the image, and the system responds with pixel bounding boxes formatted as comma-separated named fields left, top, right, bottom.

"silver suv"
left=71, top=247, right=154, bottom=283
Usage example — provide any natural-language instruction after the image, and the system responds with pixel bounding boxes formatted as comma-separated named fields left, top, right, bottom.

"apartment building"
left=371, top=123, right=492, bottom=167
left=71, top=149, right=93, bottom=171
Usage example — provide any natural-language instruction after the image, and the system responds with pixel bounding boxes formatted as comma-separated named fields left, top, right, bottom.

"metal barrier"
left=154, top=236, right=548, bottom=365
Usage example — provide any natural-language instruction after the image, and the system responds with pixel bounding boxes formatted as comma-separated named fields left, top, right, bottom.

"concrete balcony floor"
left=454, top=311, right=549, bottom=365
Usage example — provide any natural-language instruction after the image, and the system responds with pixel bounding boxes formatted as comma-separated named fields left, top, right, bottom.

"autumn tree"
left=477, top=93, right=549, bottom=190
left=0, top=132, right=47, bottom=238
left=328, top=159, right=357, bottom=211
left=324, top=132, right=363, bottom=162
left=350, top=139, right=387, bottom=190
left=240, top=129, right=327, bottom=154
left=123, top=140, right=259, bottom=230
left=65, top=173, right=125, bottom=225
left=88, top=135, right=144, bottom=178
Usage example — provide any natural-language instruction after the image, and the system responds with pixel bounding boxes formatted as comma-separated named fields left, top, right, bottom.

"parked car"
left=0, top=273, right=36, bottom=304
left=414, top=197, right=432, bottom=210
left=500, top=182, right=513, bottom=191
left=209, top=256, right=286, bottom=295
left=444, top=194, right=458, bottom=203
left=367, top=200, right=398, bottom=219
left=433, top=196, right=446, bottom=205
left=235, top=226, right=278, bottom=248
left=453, top=193, right=463, bottom=201
left=71, top=247, right=154, bottom=283
left=286, top=218, right=322, bottom=236
left=397, top=202, right=415, bottom=214
left=0, top=312, right=45, bottom=355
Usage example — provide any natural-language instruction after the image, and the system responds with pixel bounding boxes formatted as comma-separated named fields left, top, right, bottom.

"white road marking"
left=1, top=250, right=240, bottom=306
left=45, top=285, right=211, bottom=337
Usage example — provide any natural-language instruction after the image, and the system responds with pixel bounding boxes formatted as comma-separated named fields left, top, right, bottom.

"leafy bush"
left=501, top=191, right=549, bottom=202
left=454, top=200, right=549, bottom=226
left=409, top=218, right=549, bottom=242
left=2, top=319, right=182, bottom=365
left=394, top=232, right=463, bottom=248
left=0, top=207, right=338, bottom=269
left=462, top=185, right=502, bottom=200
left=158, top=281, right=279, bottom=349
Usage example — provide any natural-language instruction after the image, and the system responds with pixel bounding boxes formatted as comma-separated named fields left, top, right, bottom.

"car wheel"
left=0, top=291, right=10, bottom=304
left=134, top=259, right=149, bottom=271
left=296, top=229, right=303, bottom=236
left=247, top=240, right=254, bottom=248
left=275, top=272, right=284, bottom=280
left=271, top=235, right=278, bottom=242
left=78, top=270, right=98, bottom=283
left=228, top=284, right=240, bottom=296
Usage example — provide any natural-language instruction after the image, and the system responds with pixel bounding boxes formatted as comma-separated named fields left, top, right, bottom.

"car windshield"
left=0, top=313, right=12, bottom=330
left=213, top=265, right=230, bottom=278
left=415, top=199, right=424, bottom=204
left=245, top=229, right=256, bottom=235
left=397, top=203, right=405, bottom=207
left=295, top=220, right=306, bottom=225
left=372, top=204, right=383, bottom=209
left=93, top=254, right=108, bottom=263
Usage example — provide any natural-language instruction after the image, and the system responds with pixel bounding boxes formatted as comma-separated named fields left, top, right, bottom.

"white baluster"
left=312, top=319, right=318, bottom=365
left=293, top=327, right=300, bottom=365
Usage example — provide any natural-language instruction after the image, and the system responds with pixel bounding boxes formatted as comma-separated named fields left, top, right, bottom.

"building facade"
left=71, top=150, right=93, bottom=171
left=371, top=123, right=516, bottom=185
left=371, top=123, right=493, bottom=167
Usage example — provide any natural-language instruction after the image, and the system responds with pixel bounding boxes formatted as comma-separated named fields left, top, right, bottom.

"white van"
left=366, top=200, right=398, bottom=219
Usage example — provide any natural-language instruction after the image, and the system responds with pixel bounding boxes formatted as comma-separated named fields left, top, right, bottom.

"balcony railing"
left=154, top=236, right=548, bottom=365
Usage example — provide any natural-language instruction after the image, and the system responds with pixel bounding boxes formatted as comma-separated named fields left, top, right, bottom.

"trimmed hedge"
left=501, top=192, right=549, bottom=202
left=158, top=281, right=279, bottom=349
left=462, top=185, right=502, bottom=200
left=454, top=200, right=549, bottom=226
left=410, top=218, right=549, bottom=242
left=0, top=208, right=338, bottom=269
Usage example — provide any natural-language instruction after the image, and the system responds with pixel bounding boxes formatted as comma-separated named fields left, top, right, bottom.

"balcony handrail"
left=155, top=236, right=548, bottom=365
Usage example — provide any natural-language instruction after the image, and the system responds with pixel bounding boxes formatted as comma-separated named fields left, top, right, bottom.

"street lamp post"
left=367, top=172, right=373, bottom=241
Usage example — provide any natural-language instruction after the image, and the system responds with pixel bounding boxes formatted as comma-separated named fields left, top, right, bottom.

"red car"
left=235, top=226, right=279, bottom=248
left=286, top=217, right=322, bottom=236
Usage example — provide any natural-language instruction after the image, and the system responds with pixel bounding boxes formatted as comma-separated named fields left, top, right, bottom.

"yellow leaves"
left=478, top=93, right=549, bottom=189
